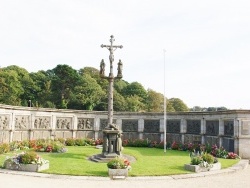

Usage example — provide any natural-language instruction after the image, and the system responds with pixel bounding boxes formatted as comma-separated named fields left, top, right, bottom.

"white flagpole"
left=163, top=49, right=167, bottom=153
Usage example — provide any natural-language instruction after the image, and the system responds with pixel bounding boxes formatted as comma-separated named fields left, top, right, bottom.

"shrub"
left=75, top=139, right=86, bottom=146
left=65, top=138, right=76, bottom=146
left=94, top=138, right=103, bottom=146
left=0, top=143, right=10, bottom=154
left=171, top=141, right=180, bottom=150
left=84, top=138, right=95, bottom=146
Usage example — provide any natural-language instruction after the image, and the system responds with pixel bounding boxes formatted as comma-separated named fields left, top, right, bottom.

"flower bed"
left=3, top=151, right=49, bottom=172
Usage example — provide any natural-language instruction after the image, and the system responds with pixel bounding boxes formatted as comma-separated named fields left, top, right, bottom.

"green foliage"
left=191, top=156, right=202, bottom=165
left=75, top=138, right=87, bottom=146
left=0, top=143, right=10, bottom=154
left=202, top=153, right=215, bottom=164
left=107, top=157, right=127, bottom=169
left=20, top=151, right=37, bottom=164
left=146, top=89, right=164, bottom=112
left=0, top=65, right=191, bottom=112
left=65, top=138, right=76, bottom=146
left=168, top=98, right=189, bottom=112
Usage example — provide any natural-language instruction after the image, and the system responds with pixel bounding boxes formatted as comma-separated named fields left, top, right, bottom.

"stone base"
left=4, top=161, right=49, bottom=172
left=90, top=153, right=120, bottom=163
left=89, top=153, right=136, bottom=163
left=184, top=162, right=221, bottom=172
left=108, top=168, right=128, bottom=180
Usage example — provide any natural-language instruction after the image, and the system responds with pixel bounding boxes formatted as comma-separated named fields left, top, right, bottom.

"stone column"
left=138, top=119, right=144, bottom=140
left=72, top=115, right=78, bottom=139
left=201, top=118, right=206, bottom=144
left=180, top=118, right=186, bottom=144
left=94, top=117, right=100, bottom=140
left=219, top=118, right=224, bottom=147
left=234, top=118, right=240, bottom=155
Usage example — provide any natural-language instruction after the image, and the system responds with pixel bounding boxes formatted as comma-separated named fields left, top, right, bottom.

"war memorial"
left=0, top=36, right=250, bottom=160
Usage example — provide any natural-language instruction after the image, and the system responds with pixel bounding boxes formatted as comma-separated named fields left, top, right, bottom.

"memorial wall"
left=0, top=104, right=250, bottom=158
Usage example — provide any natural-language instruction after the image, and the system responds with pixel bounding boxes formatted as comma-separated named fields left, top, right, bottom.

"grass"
left=0, top=146, right=240, bottom=177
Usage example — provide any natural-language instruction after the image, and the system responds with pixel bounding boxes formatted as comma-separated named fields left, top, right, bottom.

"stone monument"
left=91, top=35, right=124, bottom=162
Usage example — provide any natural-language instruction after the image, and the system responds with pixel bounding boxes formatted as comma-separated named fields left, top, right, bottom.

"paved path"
left=0, top=160, right=249, bottom=188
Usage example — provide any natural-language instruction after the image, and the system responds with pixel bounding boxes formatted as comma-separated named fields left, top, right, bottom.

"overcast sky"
left=0, top=0, right=250, bottom=110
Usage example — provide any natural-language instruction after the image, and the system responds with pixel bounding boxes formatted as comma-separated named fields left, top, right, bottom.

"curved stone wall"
left=0, top=104, right=250, bottom=159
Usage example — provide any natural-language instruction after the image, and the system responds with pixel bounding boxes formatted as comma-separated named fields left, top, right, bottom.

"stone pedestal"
left=90, top=129, right=123, bottom=162
left=102, top=129, right=122, bottom=157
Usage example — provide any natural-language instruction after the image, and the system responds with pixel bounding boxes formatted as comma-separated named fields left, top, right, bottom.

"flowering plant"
left=190, top=151, right=217, bottom=169
left=227, top=152, right=240, bottom=159
left=4, top=151, right=49, bottom=167
left=107, top=157, right=131, bottom=169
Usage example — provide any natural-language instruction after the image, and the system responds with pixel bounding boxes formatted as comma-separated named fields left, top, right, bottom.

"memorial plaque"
left=186, top=120, right=201, bottom=134
left=167, top=120, right=180, bottom=133
left=206, top=120, right=219, bottom=136
left=144, top=119, right=160, bottom=133
left=122, top=119, right=138, bottom=132
left=224, top=120, right=234, bottom=136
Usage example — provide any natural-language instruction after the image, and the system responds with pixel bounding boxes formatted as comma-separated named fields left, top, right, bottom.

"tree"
left=3, top=65, right=38, bottom=106
left=125, top=95, right=145, bottom=112
left=71, top=74, right=105, bottom=110
left=146, top=89, right=164, bottom=112
left=30, top=71, right=55, bottom=108
left=113, top=90, right=126, bottom=111
left=50, top=64, right=80, bottom=108
left=114, top=80, right=129, bottom=94
left=168, top=98, right=189, bottom=112
left=167, top=101, right=175, bottom=112
left=123, top=82, right=148, bottom=102
left=0, top=69, right=24, bottom=105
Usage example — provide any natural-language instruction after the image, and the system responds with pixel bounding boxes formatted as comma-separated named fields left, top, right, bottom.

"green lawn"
left=0, top=146, right=240, bottom=177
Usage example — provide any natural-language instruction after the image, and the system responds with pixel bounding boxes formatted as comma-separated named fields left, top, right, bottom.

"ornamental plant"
left=190, top=151, right=217, bottom=169
left=107, top=157, right=131, bottom=169
left=4, top=151, right=49, bottom=167
left=227, top=152, right=240, bottom=159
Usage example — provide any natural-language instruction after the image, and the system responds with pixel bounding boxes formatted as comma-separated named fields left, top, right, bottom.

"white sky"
left=0, top=0, right=250, bottom=110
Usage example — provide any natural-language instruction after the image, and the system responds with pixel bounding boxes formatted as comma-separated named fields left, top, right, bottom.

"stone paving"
left=0, top=160, right=249, bottom=188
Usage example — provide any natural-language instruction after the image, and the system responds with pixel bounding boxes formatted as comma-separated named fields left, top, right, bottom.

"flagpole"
left=163, top=49, right=167, bottom=153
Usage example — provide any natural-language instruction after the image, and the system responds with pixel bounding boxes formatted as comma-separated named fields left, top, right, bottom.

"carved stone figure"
left=116, top=133, right=122, bottom=154
left=0, top=116, right=8, bottom=130
left=100, top=59, right=105, bottom=76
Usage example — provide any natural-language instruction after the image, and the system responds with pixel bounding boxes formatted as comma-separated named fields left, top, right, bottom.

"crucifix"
left=100, top=35, right=123, bottom=127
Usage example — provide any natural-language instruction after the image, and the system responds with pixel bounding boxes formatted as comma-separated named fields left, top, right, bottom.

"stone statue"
left=100, top=59, right=105, bottom=76
left=117, top=59, right=123, bottom=77
left=116, top=133, right=122, bottom=154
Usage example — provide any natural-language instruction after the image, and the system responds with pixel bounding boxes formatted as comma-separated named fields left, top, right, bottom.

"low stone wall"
left=0, top=104, right=250, bottom=159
